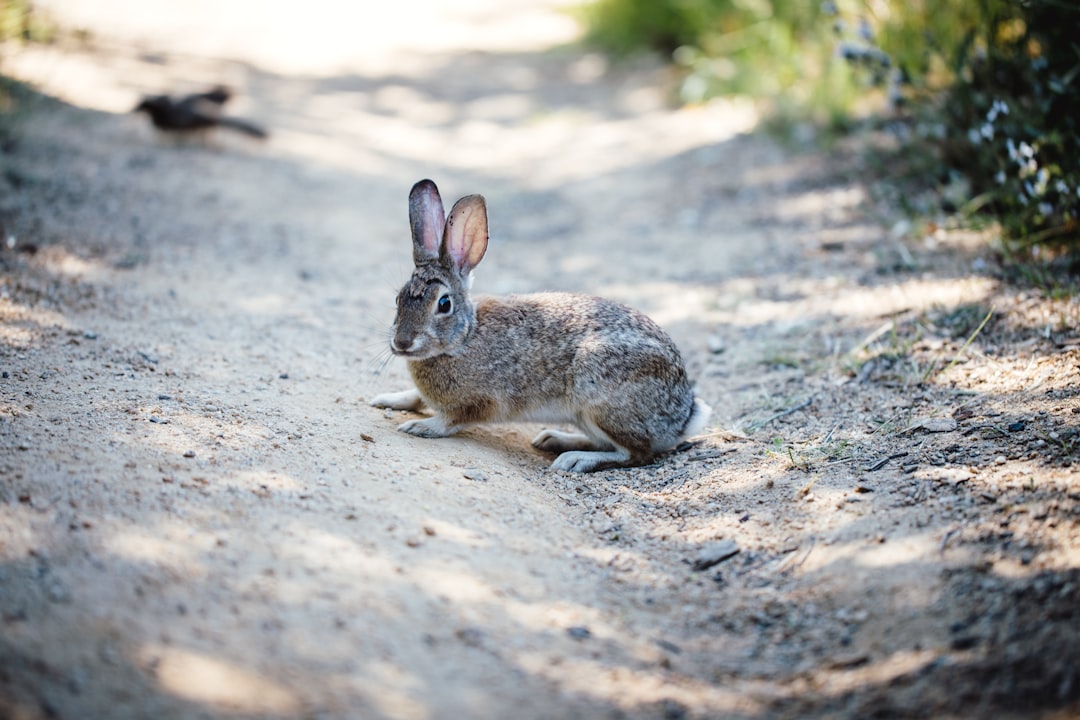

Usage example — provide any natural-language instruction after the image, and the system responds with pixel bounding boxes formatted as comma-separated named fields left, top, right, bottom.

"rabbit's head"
left=388, top=180, right=488, bottom=360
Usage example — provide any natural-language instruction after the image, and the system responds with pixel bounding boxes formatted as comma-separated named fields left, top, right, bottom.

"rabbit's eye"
left=437, top=295, right=453, bottom=314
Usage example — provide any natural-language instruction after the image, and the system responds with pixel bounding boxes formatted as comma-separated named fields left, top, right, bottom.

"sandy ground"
left=1, top=2, right=1079, bottom=718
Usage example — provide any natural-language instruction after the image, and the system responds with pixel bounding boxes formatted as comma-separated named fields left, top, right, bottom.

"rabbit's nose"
left=390, top=332, right=422, bottom=355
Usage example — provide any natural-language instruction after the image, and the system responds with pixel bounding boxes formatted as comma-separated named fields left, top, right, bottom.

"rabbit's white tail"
left=681, top=397, right=713, bottom=440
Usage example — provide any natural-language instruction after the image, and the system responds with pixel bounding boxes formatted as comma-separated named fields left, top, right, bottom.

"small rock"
left=456, top=627, right=484, bottom=647
left=566, top=626, right=591, bottom=640
left=706, top=336, right=725, bottom=354
left=654, top=638, right=682, bottom=654
left=463, top=468, right=488, bottom=482
left=827, top=651, right=870, bottom=669
left=994, top=455, right=1007, bottom=465
left=182, top=450, right=196, bottom=458
left=423, top=525, right=436, bottom=536
left=1007, top=421, right=1025, bottom=432
left=692, top=539, right=740, bottom=571
left=950, top=635, right=979, bottom=650
left=933, top=467, right=975, bottom=485
left=360, top=433, right=375, bottom=443
left=906, top=417, right=958, bottom=433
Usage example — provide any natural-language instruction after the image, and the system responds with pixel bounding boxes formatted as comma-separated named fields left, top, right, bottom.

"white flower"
left=987, top=99, right=1009, bottom=122
left=995, top=170, right=1006, bottom=185
left=968, top=128, right=982, bottom=144
left=858, top=18, right=874, bottom=42
left=981, top=123, right=994, bottom=140
left=1039, top=202, right=1054, bottom=216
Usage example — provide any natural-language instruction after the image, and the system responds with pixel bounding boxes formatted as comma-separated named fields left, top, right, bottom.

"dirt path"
left=2, top=2, right=1079, bottom=719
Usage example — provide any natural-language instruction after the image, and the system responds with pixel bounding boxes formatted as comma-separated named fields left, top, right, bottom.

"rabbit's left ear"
left=409, top=179, right=446, bottom=264
left=442, top=194, right=488, bottom=274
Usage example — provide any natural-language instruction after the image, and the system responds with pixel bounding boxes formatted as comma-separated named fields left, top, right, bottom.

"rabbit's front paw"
left=371, top=389, right=424, bottom=411
left=551, top=448, right=632, bottom=473
left=399, top=416, right=456, bottom=438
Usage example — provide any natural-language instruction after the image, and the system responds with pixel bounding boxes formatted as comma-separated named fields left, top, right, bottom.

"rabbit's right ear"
left=442, top=194, right=488, bottom=274
left=409, top=179, right=446, bottom=264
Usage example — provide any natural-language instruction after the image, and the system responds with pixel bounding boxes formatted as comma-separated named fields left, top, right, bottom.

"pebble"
left=654, top=638, right=682, bottom=654
left=463, top=469, right=488, bottom=482
left=182, top=450, right=196, bottom=458
left=908, top=417, right=957, bottom=433
left=456, top=627, right=485, bottom=647
left=566, top=626, right=591, bottom=640
left=692, top=539, right=740, bottom=571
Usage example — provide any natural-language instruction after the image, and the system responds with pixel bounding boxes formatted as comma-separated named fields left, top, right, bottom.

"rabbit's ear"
left=442, top=194, right=488, bottom=273
left=409, top=179, right=445, bottom=263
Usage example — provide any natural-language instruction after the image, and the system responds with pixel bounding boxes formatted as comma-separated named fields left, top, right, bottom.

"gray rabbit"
left=371, top=179, right=711, bottom=472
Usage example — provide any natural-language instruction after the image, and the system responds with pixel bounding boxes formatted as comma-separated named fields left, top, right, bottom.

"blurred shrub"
left=580, top=0, right=850, bottom=123
left=932, top=0, right=1079, bottom=261
left=580, top=0, right=1080, bottom=265
left=1, top=0, right=52, bottom=43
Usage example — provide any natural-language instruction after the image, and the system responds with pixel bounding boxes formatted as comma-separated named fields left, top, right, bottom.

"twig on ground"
left=864, top=452, right=908, bottom=472
left=688, top=448, right=738, bottom=462
left=749, top=397, right=813, bottom=432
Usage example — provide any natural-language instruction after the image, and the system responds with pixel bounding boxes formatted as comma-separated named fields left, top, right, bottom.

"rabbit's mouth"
left=390, top=335, right=435, bottom=359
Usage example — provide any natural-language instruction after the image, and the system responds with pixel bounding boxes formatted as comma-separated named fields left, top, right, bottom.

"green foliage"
left=932, top=0, right=1080, bottom=259
left=579, top=0, right=1080, bottom=268
left=580, top=0, right=846, bottom=122
left=0, top=0, right=53, bottom=43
